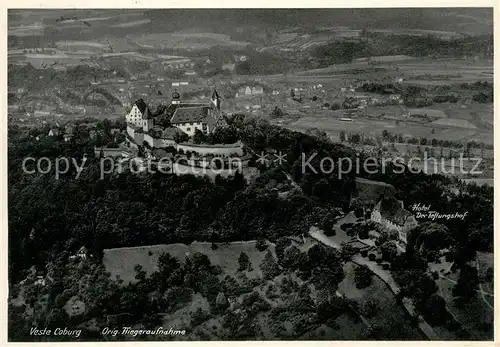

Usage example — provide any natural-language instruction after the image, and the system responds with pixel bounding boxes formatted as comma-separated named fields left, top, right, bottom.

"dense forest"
left=312, top=34, right=493, bottom=67
left=9, top=117, right=493, bottom=281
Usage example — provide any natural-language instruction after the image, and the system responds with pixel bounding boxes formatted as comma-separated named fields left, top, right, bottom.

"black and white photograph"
left=6, top=7, right=494, bottom=341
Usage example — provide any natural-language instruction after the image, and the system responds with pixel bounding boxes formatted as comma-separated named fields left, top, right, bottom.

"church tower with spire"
left=172, top=90, right=181, bottom=105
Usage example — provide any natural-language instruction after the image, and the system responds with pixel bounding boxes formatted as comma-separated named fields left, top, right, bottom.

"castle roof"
left=160, top=127, right=184, bottom=139
left=170, top=106, right=210, bottom=124
left=142, top=107, right=153, bottom=120
left=212, top=89, right=220, bottom=99
left=133, top=98, right=148, bottom=114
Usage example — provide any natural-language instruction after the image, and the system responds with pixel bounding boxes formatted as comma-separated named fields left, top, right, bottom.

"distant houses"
left=69, top=246, right=89, bottom=262
left=48, top=128, right=60, bottom=137
left=63, top=125, right=75, bottom=142
left=236, top=85, right=265, bottom=98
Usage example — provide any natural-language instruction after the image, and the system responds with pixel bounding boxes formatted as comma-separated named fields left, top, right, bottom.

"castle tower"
left=211, top=89, right=221, bottom=110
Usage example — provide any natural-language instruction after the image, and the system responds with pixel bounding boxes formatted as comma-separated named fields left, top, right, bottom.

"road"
left=309, top=226, right=440, bottom=340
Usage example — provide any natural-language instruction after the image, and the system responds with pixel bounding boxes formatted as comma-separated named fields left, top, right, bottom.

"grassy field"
left=103, top=241, right=273, bottom=285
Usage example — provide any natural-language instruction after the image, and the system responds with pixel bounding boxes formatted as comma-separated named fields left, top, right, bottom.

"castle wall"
left=177, top=142, right=243, bottom=157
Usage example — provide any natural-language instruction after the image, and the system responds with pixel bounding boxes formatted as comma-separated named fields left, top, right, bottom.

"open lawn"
left=103, top=241, right=272, bottom=285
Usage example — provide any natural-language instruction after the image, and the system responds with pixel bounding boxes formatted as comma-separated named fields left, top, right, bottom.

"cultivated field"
left=284, top=115, right=492, bottom=145
left=131, top=32, right=249, bottom=50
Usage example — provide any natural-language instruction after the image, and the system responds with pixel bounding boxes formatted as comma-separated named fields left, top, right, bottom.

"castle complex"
left=126, top=89, right=227, bottom=148
left=121, top=88, right=257, bottom=181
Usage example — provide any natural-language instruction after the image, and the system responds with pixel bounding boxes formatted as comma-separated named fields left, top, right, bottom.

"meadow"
left=103, top=241, right=274, bottom=285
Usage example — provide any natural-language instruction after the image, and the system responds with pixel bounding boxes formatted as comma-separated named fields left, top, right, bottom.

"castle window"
left=186, top=127, right=191, bottom=132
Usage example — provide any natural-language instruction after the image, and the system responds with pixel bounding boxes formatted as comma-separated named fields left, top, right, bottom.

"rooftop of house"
left=374, top=197, right=413, bottom=226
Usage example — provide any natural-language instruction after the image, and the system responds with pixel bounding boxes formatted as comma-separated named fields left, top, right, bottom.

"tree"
left=270, top=106, right=284, bottom=118
left=350, top=133, right=360, bottom=144
left=360, top=299, right=379, bottom=318
left=134, top=264, right=147, bottom=282
left=199, top=274, right=221, bottom=302
left=339, top=131, right=346, bottom=142
left=380, top=241, right=398, bottom=261
left=174, top=131, right=189, bottom=144
left=256, top=239, right=267, bottom=252
left=315, top=295, right=347, bottom=321
left=238, top=252, right=250, bottom=272
left=419, top=294, right=449, bottom=326
left=158, top=253, right=180, bottom=275
left=260, top=251, right=280, bottom=280
left=312, top=264, right=344, bottom=292
left=453, top=264, right=479, bottom=298
left=413, top=274, right=438, bottom=303
left=163, top=286, right=193, bottom=312
left=215, top=291, right=229, bottom=311
left=192, top=129, right=207, bottom=144
left=275, top=237, right=292, bottom=263
left=340, top=243, right=356, bottom=262
left=407, top=222, right=451, bottom=257
left=354, top=264, right=373, bottom=289
left=190, top=307, right=211, bottom=326
left=282, top=245, right=302, bottom=269
left=485, top=267, right=493, bottom=282
left=350, top=197, right=365, bottom=218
